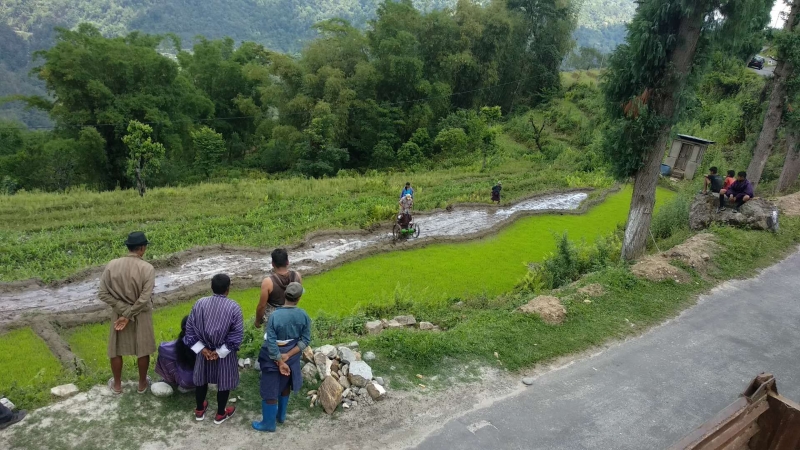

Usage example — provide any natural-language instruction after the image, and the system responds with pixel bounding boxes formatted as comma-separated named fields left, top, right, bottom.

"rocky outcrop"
left=518, top=296, right=567, bottom=324
left=690, top=194, right=779, bottom=232
left=302, top=342, right=388, bottom=415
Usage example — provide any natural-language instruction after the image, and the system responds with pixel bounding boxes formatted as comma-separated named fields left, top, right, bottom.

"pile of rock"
left=301, top=341, right=387, bottom=414
left=689, top=194, right=779, bottom=232
left=364, top=315, right=440, bottom=335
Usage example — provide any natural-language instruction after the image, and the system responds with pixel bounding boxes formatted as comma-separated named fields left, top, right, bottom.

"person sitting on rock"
left=719, top=171, right=754, bottom=212
left=701, top=166, right=723, bottom=195
left=253, top=282, right=311, bottom=433
left=723, top=169, right=736, bottom=191
left=154, top=315, right=196, bottom=392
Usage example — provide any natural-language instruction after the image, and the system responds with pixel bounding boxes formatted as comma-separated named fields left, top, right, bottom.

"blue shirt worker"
left=400, top=182, right=414, bottom=199
left=252, top=282, right=311, bottom=432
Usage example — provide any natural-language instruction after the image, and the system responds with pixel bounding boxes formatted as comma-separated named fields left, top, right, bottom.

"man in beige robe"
left=98, top=231, right=157, bottom=394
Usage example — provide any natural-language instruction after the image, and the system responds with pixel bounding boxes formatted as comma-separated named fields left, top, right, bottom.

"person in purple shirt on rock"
left=718, top=171, right=754, bottom=212
left=184, top=274, right=244, bottom=425
left=154, top=316, right=196, bottom=392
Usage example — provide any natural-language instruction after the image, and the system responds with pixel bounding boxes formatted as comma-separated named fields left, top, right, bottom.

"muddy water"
left=0, top=192, right=587, bottom=325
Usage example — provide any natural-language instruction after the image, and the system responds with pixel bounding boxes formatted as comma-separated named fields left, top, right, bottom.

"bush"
left=434, top=128, right=468, bottom=155
left=650, top=193, right=692, bottom=240
left=519, top=232, right=621, bottom=292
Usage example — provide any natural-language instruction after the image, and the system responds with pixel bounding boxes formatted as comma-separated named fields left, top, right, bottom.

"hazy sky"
left=771, top=1, right=790, bottom=28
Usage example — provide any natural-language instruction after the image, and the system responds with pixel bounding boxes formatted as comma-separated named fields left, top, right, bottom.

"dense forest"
left=0, top=0, right=634, bottom=126
left=0, top=0, right=577, bottom=192
left=0, top=0, right=631, bottom=53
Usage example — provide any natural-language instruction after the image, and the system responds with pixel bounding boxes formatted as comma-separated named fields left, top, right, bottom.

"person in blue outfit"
left=400, top=182, right=414, bottom=199
left=252, top=282, right=312, bottom=432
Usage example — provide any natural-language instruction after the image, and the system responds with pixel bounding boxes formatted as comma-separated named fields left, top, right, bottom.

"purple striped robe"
left=183, top=294, right=244, bottom=391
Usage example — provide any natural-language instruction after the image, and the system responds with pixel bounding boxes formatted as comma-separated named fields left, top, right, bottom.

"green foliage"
left=434, top=128, right=468, bottom=155
left=650, top=191, right=693, bottom=240
left=520, top=231, right=622, bottom=292
left=123, top=120, right=165, bottom=196
left=191, top=126, right=226, bottom=177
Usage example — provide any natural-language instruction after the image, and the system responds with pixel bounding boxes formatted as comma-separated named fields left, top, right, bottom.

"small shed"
left=663, top=134, right=715, bottom=180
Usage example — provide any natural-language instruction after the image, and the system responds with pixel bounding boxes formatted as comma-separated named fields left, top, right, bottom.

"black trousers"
left=196, top=384, right=230, bottom=415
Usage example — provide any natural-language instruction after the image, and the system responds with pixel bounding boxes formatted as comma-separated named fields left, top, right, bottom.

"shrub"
left=650, top=193, right=692, bottom=240
left=519, top=232, right=621, bottom=292
left=434, top=128, right=468, bottom=155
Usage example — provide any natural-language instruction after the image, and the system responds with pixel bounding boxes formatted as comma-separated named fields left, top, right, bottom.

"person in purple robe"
left=154, top=316, right=196, bottom=392
left=719, top=171, right=755, bottom=212
left=183, top=274, right=244, bottom=425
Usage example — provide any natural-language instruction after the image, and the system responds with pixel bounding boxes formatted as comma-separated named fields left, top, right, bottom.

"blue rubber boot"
left=277, top=396, right=289, bottom=423
left=252, top=401, right=277, bottom=432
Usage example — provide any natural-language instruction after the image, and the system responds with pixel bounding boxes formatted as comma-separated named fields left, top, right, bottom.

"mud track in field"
left=0, top=190, right=593, bottom=330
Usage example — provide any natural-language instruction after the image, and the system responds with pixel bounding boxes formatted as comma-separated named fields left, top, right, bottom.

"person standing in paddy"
left=98, top=231, right=157, bottom=395
left=184, top=273, right=244, bottom=424
left=255, top=248, right=302, bottom=329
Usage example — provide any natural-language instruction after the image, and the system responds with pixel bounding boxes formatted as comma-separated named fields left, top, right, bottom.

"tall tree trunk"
left=746, top=0, right=798, bottom=189
left=776, top=132, right=800, bottom=193
left=621, top=11, right=705, bottom=261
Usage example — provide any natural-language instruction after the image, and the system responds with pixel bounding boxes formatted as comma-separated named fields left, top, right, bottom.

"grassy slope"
left=0, top=328, right=64, bottom=396
left=0, top=144, right=611, bottom=282
left=63, top=186, right=673, bottom=373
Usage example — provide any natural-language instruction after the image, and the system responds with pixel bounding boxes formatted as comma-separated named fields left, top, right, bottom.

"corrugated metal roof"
left=676, top=134, right=715, bottom=145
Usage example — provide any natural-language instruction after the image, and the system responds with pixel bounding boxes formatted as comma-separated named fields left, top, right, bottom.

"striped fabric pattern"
left=184, top=295, right=244, bottom=392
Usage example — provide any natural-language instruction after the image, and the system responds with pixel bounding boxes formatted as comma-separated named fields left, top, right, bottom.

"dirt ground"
left=0, top=346, right=619, bottom=450
left=775, top=191, right=800, bottom=217
left=631, top=233, right=718, bottom=283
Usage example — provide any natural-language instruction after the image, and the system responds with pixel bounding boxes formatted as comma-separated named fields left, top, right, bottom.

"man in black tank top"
left=255, top=248, right=303, bottom=329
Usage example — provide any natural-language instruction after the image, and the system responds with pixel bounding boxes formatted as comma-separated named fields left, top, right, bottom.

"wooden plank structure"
left=664, top=134, right=716, bottom=180
left=669, top=373, right=800, bottom=450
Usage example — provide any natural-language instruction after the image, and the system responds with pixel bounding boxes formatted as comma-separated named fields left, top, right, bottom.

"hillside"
left=0, top=0, right=634, bottom=126
left=1, top=0, right=633, bottom=54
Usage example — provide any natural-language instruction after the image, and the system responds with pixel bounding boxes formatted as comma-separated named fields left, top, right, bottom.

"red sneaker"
left=214, top=406, right=236, bottom=425
left=195, top=400, right=208, bottom=421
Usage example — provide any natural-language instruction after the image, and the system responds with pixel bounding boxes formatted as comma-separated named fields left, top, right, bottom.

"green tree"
left=750, top=0, right=798, bottom=189
left=434, top=127, right=468, bottom=154
left=32, top=24, right=213, bottom=189
left=296, top=102, right=350, bottom=177
left=602, top=0, right=771, bottom=260
left=123, top=120, right=165, bottom=197
left=191, top=126, right=226, bottom=177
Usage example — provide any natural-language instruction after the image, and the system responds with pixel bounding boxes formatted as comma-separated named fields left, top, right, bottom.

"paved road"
left=413, top=250, right=800, bottom=450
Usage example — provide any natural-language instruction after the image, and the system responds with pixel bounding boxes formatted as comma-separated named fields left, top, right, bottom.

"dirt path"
left=0, top=191, right=588, bottom=328
left=0, top=350, right=600, bottom=450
